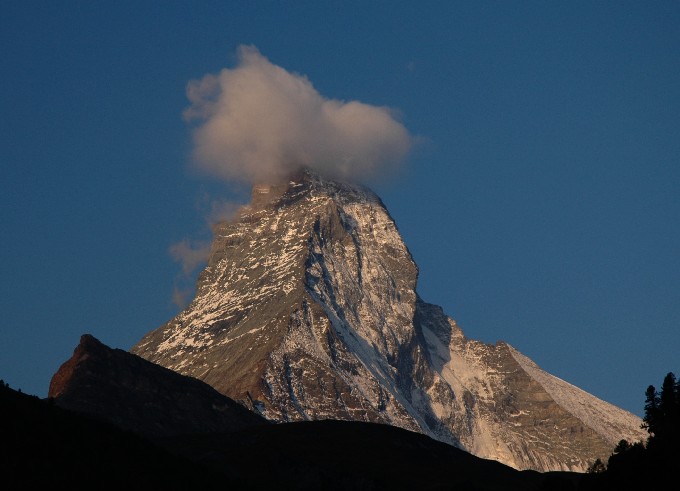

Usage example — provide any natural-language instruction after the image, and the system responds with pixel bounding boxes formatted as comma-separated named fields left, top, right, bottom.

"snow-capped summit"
left=132, top=169, right=646, bottom=472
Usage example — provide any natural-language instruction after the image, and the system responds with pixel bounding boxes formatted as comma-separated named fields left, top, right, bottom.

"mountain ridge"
left=132, top=169, right=646, bottom=471
left=49, top=333, right=266, bottom=437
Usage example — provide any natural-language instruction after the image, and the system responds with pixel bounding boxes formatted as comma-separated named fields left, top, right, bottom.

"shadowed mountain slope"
left=49, top=333, right=266, bottom=437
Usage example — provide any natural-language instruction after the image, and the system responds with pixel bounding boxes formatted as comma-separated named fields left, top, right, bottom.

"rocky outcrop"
left=50, top=334, right=266, bottom=437
left=132, top=169, right=646, bottom=471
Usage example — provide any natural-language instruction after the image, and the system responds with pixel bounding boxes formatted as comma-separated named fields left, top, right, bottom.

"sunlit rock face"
left=132, top=169, right=646, bottom=472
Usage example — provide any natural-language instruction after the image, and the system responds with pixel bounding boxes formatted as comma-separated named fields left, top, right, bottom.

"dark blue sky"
left=1, top=1, right=678, bottom=418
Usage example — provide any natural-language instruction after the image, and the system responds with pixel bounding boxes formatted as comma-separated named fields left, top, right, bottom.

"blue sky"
left=1, top=1, right=678, bottom=418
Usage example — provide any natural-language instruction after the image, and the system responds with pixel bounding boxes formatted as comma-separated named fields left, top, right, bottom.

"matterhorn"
left=132, top=169, right=645, bottom=472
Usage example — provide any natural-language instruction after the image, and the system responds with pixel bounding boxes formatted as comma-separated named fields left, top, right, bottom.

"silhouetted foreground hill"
left=0, top=380, right=596, bottom=490
left=6, top=338, right=673, bottom=490
left=0, top=383, right=226, bottom=488
left=159, top=420, right=579, bottom=490
left=2, top=382, right=583, bottom=490
left=2, top=332, right=598, bottom=489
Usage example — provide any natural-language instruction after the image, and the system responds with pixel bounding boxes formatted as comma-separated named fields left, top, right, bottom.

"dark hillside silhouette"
left=1, top=380, right=577, bottom=490
left=581, top=371, right=679, bottom=490
left=6, top=353, right=675, bottom=489
left=0, top=382, right=227, bottom=488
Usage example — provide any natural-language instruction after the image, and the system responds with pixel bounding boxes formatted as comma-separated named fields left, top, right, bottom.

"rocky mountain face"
left=49, top=334, right=266, bottom=437
left=132, top=169, right=646, bottom=472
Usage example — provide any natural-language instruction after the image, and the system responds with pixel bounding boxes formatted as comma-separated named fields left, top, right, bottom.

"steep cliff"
left=132, top=170, right=646, bottom=471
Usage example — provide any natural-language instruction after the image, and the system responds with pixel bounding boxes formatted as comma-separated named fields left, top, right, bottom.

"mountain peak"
left=48, top=333, right=102, bottom=399
left=132, top=172, right=646, bottom=471
left=247, top=167, right=381, bottom=212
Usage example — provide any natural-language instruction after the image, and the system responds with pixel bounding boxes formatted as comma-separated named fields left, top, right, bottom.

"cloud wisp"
left=184, top=45, right=413, bottom=184
left=167, top=197, right=246, bottom=309
left=169, top=239, right=212, bottom=276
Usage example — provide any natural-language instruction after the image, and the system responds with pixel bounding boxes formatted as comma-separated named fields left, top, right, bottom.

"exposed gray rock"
left=132, top=169, right=646, bottom=471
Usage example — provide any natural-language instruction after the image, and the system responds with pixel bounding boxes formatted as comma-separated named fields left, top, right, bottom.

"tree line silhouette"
left=583, top=371, right=679, bottom=489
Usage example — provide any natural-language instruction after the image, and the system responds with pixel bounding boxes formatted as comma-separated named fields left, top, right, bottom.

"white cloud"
left=184, top=45, right=413, bottom=184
